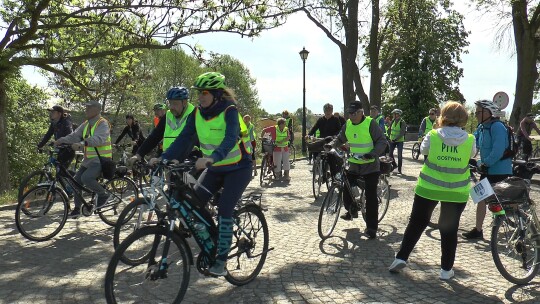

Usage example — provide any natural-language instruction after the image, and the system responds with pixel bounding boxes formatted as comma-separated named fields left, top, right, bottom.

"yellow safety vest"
left=247, top=122, right=256, bottom=141
left=82, top=117, right=112, bottom=159
left=391, top=119, right=405, bottom=142
left=275, top=126, right=289, bottom=148
left=239, top=114, right=252, bottom=154
left=425, top=117, right=434, bottom=134
left=345, top=117, right=375, bottom=165
left=195, top=106, right=243, bottom=166
left=163, top=104, right=195, bottom=151
left=415, top=130, right=474, bottom=202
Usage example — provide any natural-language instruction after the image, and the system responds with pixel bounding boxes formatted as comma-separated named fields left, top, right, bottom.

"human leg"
left=396, top=142, right=404, bottom=173
left=282, top=150, right=291, bottom=180
left=273, top=150, right=283, bottom=177
left=80, top=161, right=108, bottom=207
left=439, top=201, right=466, bottom=271
left=363, top=172, right=380, bottom=232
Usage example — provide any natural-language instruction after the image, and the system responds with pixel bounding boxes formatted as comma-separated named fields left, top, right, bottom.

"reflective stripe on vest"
left=163, top=104, right=195, bottom=151
left=195, top=106, right=242, bottom=166
left=391, top=119, right=404, bottom=142
left=345, top=117, right=374, bottom=164
left=82, top=117, right=112, bottom=159
left=415, top=130, right=474, bottom=202
left=425, top=117, right=434, bottom=134
left=275, top=126, right=289, bottom=147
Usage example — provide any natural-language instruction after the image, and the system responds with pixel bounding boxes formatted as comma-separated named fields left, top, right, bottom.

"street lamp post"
left=299, top=47, right=309, bottom=154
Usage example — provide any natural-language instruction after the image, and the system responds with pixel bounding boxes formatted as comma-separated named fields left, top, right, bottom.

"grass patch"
left=0, top=189, right=17, bottom=206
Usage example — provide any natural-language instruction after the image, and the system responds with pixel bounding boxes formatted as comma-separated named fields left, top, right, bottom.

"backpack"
left=488, top=120, right=517, bottom=160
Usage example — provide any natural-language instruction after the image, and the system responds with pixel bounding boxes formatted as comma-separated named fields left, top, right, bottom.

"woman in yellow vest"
left=261, top=118, right=291, bottom=180
left=160, top=72, right=252, bottom=277
left=388, top=109, right=406, bottom=174
left=388, top=101, right=476, bottom=280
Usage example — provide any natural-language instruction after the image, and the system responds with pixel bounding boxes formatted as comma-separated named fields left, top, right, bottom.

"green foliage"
left=6, top=76, right=49, bottom=186
left=383, top=0, right=469, bottom=125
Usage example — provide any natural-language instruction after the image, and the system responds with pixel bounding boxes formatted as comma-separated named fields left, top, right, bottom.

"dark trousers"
left=343, top=171, right=380, bottom=230
left=396, top=194, right=466, bottom=271
left=519, top=137, right=533, bottom=160
left=389, top=141, right=404, bottom=170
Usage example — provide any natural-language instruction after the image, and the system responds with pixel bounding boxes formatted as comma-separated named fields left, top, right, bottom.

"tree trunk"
left=0, top=76, right=11, bottom=192
left=509, top=1, right=540, bottom=128
left=341, top=47, right=357, bottom=117
left=368, top=0, right=382, bottom=109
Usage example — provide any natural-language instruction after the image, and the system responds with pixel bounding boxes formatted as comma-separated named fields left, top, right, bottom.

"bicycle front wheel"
left=377, top=175, right=390, bottom=223
left=491, top=212, right=540, bottom=285
left=105, top=226, right=191, bottom=304
left=312, top=161, right=322, bottom=199
left=15, top=186, right=69, bottom=242
left=225, top=204, right=269, bottom=286
left=318, top=184, right=342, bottom=239
left=99, top=177, right=138, bottom=226
left=411, top=143, right=420, bottom=160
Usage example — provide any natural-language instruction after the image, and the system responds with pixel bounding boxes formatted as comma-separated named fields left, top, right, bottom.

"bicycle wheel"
left=318, top=184, right=342, bottom=239
left=18, top=170, right=53, bottom=202
left=411, top=143, right=420, bottom=160
left=491, top=212, right=540, bottom=285
left=312, top=161, right=322, bottom=199
left=104, top=226, right=190, bottom=304
left=15, top=185, right=69, bottom=242
left=225, top=204, right=269, bottom=286
left=377, top=175, right=390, bottom=223
left=532, top=147, right=540, bottom=159
left=99, top=177, right=138, bottom=227
left=289, top=145, right=296, bottom=165
left=259, top=157, right=267, bottom=186
left=113, top=198, right=158, bottom=253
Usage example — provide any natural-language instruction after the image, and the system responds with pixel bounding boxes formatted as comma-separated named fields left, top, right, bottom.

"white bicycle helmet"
left=474, top=100, right=500, bottom=115
left=391, top=109, right=403, bottom=115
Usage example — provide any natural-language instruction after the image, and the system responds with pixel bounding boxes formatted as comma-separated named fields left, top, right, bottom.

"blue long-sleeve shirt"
left=162, top=101, right=251, bottom=171
left=477, top=118, right=512, bottom=175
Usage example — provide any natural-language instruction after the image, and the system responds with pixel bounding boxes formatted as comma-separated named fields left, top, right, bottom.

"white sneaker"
left=388, top=258, right=407, bottom=273
left=440, top=269, right=454, bottom=280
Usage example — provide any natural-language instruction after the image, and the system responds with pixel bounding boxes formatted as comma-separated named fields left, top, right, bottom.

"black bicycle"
left=15, top=144, right=138, bottom=242
left=318, top=149, right=391, bottom=239
left=105, top=161, right=271, bottom=303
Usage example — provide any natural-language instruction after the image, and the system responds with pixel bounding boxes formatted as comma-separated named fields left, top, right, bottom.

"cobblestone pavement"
left=1, top=143, right=540, bottom=303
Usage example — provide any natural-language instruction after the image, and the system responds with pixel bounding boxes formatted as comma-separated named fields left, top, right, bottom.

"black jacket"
left=38, top=114, right=74, bottom=148
left=115, top=122, right=145, bottom=145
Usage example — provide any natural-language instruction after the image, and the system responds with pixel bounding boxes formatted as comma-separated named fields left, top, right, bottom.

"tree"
left=474, top=0, right=540, bottom=127
left=384, top=0, right=469, bottom=125
left=0, top=0, right=293, bottom=191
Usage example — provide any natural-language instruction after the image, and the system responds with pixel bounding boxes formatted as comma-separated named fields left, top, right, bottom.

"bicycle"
left=317, top=149, right=391, bottom=240
left=288, top=142, right=296, bottom=165
left=104, top=161, right=271, bottom=303
left=411, top=137, right=423, bottom=160
left=470, top=163, right=540, bottom=285
left=114, top=143, right=151, bottom=186
left=17, top=145, right=82, bottom=201
left=312, top=151, right=331, bottom=199
left=15, top=144, right=139, bottom=242
left=259, top=139, right=276, bottom=186
left=516, top=137, right=540, bottom=160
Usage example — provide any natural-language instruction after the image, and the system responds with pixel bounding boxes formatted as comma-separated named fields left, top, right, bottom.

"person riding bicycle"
left=129, top=87, right=197, bottom=164
left=388, top=109, right=406, bottom=174
left=462, top=99, right=512, bottom=239
left=327, top=101, right=387, bottom=239
left=38, top=105, right=75, bottom=170
left=114, top=114, right=145, bottom=154
left=262, top=118, right=292, bottom=180
left=517, top=113, right=540, bottom=161
left=155, top=72, right=253, bottom=276
left=389, top=101, right=476, bottom=280
left=243, top=114, right=258, bottom=176
left=54, top=100, right=112, bottom=218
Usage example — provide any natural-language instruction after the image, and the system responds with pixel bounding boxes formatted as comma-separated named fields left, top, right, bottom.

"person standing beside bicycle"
left=262, top=118, right=292, bottom=181
left=114, top=114, right=145, bottom=155
left=517, top=113, right=540, bottom=161
left=282, top=110, right=294, bottom=148
left=155, top=72, right=253, bottom=277
left=327, top=101, right=387, bottom=239
left=243, top=114, right=258, bottom=176
left=388, top=109, right=406, bottom=174
left=389, top=101, right=475, bottom=280
left=306, top=103, right=342, bottom=163
left=129, top=87, right=196, bottom=164
left=462, top=100, right=512, bottom=240
left=417, top=108, right=438, bottom=161
left=38, top=105, right=76, bottom=170
left=54, top=100, right=112, bottom=218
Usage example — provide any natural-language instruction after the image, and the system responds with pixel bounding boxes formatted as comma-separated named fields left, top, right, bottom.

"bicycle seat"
left=115, top=166, right=129, bottom=177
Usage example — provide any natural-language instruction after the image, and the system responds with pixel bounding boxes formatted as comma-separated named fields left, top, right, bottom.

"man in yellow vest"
left=55, top=100, right=112, bottom=218
left=327, top=101, right=388, bottom=239
left=129, top=87, right=196, bottom=163
left=388, top=109, right=406, bottom=174
left=419, top=108, right=437, bottom=138
left=243, top=114, right=257, bottom=176
left=282, top=110, right=294, bottom=147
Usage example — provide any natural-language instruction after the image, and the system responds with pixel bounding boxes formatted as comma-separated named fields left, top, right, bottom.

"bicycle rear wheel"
left=259, top=157, right=267, bottom=186
left=18, top=170, right=53, bottom=202
left=491, top=212, right=540, bottom=285
left=99, top=177, right=138, bottom=226
left=225, top=204, right=269, bottom=286
left=15, top=185, right=68, bottom=242
left=318, top=184, right=342, bottom=239
left=377, top=175, right=390, bottom=223
left=105, top=226, right=190, bottom=304
left=411, top=143, right=420, bottom=160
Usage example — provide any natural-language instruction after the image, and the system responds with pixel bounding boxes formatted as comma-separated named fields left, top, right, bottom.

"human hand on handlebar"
left=195, top=157, right=214, bottom=170
left=148, top=157, right=161, bottom=166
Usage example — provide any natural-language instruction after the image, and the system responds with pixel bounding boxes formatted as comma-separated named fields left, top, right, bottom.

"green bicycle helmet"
left=192, top=72, right=226, bottom=90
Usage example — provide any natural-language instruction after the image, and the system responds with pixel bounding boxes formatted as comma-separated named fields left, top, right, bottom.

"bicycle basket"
left=379, top=156, right=394, bottom=174
left=307, top=139, right=326, bottom=152
left=487, top=176, right=529, bottom=205
left=262, top=139, right=274, bottom=154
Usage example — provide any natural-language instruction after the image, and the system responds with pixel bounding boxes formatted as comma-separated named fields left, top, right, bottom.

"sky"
left=22, top=1, right=519, bottom=117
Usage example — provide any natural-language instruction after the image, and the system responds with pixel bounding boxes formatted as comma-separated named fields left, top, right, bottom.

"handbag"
left=94, top=147, right=117, bottom=180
